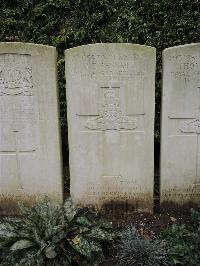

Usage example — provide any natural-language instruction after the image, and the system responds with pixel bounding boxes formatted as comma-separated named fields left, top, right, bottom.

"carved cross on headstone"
left=0, top=130, right=35, bottom=190
left=83, top=85, right=138, bottom=177
left=0, top=69, right=35, bottom=191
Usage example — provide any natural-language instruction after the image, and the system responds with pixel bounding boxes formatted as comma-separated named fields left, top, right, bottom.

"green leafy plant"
left=160, top=209, right=200, bottom=265
left=115, top=225, right=168, bottom=266
left=0, top=198, right=114, bottom=265
left=191, top=208, right=200, bottom=226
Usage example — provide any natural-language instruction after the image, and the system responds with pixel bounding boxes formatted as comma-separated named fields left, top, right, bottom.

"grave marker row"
left=0, top=42, right=199, bottom=215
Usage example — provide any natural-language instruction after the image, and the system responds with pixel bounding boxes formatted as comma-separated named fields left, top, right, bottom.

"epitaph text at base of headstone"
left=65, top=44, right=156, bottom=213
left=0, top=43, right=63, bottom=214
left=161, top=44, right=200, bottom=211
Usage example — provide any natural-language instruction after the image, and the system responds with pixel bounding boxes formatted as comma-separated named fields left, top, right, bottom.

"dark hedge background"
left=1, top=0, right=200, bottom=162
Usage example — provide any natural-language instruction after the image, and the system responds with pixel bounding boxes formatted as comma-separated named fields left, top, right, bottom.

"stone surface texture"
left=161, top=44, right=200, bottom=210
left=65, top=44, right=156, bottom=212
left=0, top=42, right=63, bottom=214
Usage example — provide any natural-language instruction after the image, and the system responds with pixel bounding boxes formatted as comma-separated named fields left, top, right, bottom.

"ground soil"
left=106, top=210, right=191, bottom=234
left=100, top=210, right=192, bottom=266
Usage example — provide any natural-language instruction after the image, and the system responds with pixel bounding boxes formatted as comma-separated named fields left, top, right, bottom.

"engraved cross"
left=81, top=85, right=138, bottom=177
left=0, top=130, right=35, bottom=190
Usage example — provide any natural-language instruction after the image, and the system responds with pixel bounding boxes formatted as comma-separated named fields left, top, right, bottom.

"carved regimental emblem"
left=0, top=54, right=33, bottom=96
left=85, top=86, right=137, bottom=130
left=0, top=54, right=35, bottom=190
left=180, top=119, right=200, bottom=134
left=180, top=87, right=200, bottom=134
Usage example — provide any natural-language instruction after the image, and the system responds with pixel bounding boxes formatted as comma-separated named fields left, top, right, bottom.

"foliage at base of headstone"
left=0, top=198, right=115, bottom=266
left=115, top=224, right=168, bottom=266
left=160, top=209, right=200, bottom=266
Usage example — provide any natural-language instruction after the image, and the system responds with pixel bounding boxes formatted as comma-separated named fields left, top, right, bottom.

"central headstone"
left=65, top=44, right=156, bottom=212
left=0, top=43, right=63, bottom=214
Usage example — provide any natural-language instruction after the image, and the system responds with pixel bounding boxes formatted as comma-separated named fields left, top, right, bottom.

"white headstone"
left=161, top=44, right=200, bottom=210
left=65, top=44, right=156, bottom=213
left=0, top=43, right=63, bottom=214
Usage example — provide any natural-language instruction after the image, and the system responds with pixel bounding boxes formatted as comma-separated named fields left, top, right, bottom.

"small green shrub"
left=0, top=198, right=114, bottom=265
left=160, top=209, right=200, bottom=265
left=191, top=208, right=200, bottom=226
left=115, top=225, right=168, bottom=266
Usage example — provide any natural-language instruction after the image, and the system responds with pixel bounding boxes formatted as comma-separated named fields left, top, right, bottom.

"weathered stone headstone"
left=65, top=44, right=156, bottom=213
left=0, top=43, right=63, bottom=214
left=161, top=44, right=200, bottom=211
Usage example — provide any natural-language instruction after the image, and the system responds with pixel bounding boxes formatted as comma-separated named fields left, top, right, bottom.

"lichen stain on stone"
left=75, top=192, right=154, bottom=217
left=161, top=200, right=200, bottom=214
left=101, top=200, right=138, bottom=213
left=0, top=194, right=43, bottom=216
left=100, top=198, right=153, bottom=215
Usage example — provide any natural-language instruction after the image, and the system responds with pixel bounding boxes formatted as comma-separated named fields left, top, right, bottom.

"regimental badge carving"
left=180, top=119, right=200, bottom=134
left=0, top=54, right=35, bottom=190
left=0, top=54, right=33, bottom=96
left=85, top=86, right=137, bottom=130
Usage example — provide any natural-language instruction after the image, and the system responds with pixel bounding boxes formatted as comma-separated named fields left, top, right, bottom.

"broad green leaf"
left=45, top=245, right=57, bottom=259
left=64, top=254, right=72, bottom=265
left=86, top=227, right=113, bottom=241
left=10, top=239, right=34, bottom=251
left=69, top=235, right=92, bottom=258
left=0, top=222, right=18, bottom=239
left=63, top=198, right=77, bottom=222
left=79, top=226, right=90, bottom=234
left=0, top=241, right=5, bottom=249
left=76, top=216, right=92, bottom=227
left=52, top=230, right=66, bottom=243
left=90, top=240, right=103, bottom=254
left=95, top=219, right=113, bottom=229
